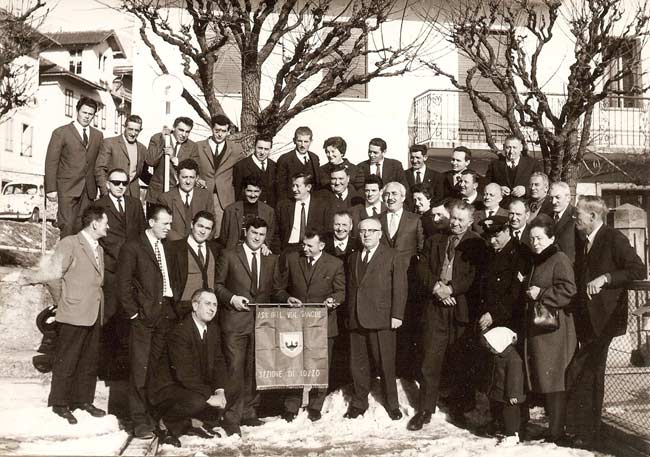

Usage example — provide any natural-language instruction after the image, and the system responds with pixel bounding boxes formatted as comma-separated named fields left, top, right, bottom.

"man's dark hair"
left=210, top=114, right=231, bottom=128
left=409, top=144, right=428, bottom=155
left=191, top=287, right=216, bottom=303
left=108, top=168, right=129, bottom=179
left=508, top=197, right=531, bottom=212
left=192, top=210, right=215, bottom=225
left=333, top=210, right=353, bottom=222
left=81, top=205, right=106, bottom=229
left=255, top=133, right=273, bottom=145
left=242, top=174, right=263, bottom=190
left=294, top=126, right=313, bottom=140
left=460, top=168, right=479, bottom=184
left=369, top=137, right=387, bottom=152
left=330, top=163, right=350, bottom=176
left=125, top=114, right=143, bottom=126
left=504, top=134, right=523, bottom=145
left=303, top=229, right=327, bottom=243
left=292, top=172, right=313, bottom=187
left=453, top=145, right=472, bottom=160
left=76, top=96, right=98, bottom=113
left=173, top=116, right=194, bottom=128
left=177, top=158, right=199, bottom=174
left=364, top=174, right=384, bottom=189
left=244, top=216, right=269, bottom=231
left=147, top=203, right=172, bottom=221
left=323, top=136, right=347, bottom=156
left=411, top=184, right=432, bottom=200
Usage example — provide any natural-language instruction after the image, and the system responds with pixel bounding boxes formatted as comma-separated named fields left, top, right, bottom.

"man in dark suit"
left=567, top=196, right=645, bottom=450
left=157, top=159, right=214, bottom=241
left=233, top=134, right=277, bottom=208
left=527, top=172, right=553, bottom=219
left=319, top=164, right=364, bottom=226
left=95, top=114, right=148, bottom=199
left=408, top=201, right=486, bottom=431
left=344, top=217, right=407, bottom=420
left=273, top=230, right=345, bottom=422
left=117, top=204, right=178, bottom=439
left=168, top=211, right=220, bottom=318
left=146, top=116, right=200, bottom=204
left=508, top=198, right=532, bottom=253
left=45, top=96, right=103, bottom=238
left=457, top=169, right=484, bottom=210
left=549, top=181, right=576, bottom=262
left=28, top=206, right=108, bottom=424
left=220, top=175, right=277, bottom=252
left=276, top=172, right=327, bottom=252
left=472, top=183, right=507, bottom=234
left=485, top=135, right=542, bottom=205
left=276, top=126, right=321, bottom=202
left=349, top=174, right=385, bottom=238
left=148, top=289, right=227, bottom=447
left=358, top=137, right=406, bottom=187
left=195, top=115, right=246, bottom=238
left=318, top=136, right=364, bottom=191
left=441, top=146, right=474, bottom=198
left=215, top=217, right=279, bottom=436
left=94, top=168, right=146, bottom=420
left=405, top=144, right=444, bottom=205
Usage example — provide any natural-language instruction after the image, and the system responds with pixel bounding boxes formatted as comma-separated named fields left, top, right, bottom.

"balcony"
left=409, top=89, right=650, bottom=153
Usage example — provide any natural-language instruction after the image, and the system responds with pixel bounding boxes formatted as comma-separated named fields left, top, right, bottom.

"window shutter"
left=212, top=36, right=242, bottom=95
left=335, top=28, right=368, bottom=99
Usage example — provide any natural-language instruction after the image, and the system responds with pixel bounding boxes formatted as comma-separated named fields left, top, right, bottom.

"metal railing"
left=409, top=89, right=650, bottom=151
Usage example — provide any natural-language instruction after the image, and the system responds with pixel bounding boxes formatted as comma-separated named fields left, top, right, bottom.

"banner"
left=255, top=305, right=328, bottom=390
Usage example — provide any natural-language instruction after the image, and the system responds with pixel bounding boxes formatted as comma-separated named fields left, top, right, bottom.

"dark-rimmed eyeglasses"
left=358, top=229, right=381, bottom=235
left=109, top=180, right=129, bottom=186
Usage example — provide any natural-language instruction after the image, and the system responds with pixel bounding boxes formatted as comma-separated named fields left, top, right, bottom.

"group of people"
left=36, top=95, right=646, bottom=450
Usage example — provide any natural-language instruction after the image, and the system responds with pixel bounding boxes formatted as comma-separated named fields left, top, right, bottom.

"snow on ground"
left=0, top=378, right=607, bottom=456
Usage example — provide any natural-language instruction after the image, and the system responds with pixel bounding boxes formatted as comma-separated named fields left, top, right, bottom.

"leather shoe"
left=407, top=411, right=432, bottom=431
left=241, top=416, right=263, bottom=427
left=134, top=423, right=154, bottom=439
left=73, top=403, right=106, bottom=417
left=282, top=411, right=297, bottom=423
left=52, top=406, right=77, bottom=425
left=186, top=426, right=213, bottom=439
left=201, top=425, right=221, bottom=438
left=387, top=408, right=403, bottom=420
left=221, top=421, right=242, bottom=437
left=307, top=409, right=322, bottom=422
left=162, top=434, right=181, bottom=447
left=343, top=405, right=365, bottom=419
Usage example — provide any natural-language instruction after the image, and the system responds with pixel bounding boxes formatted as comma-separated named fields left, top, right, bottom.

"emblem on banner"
left=280, top=331, right=303, bottom=358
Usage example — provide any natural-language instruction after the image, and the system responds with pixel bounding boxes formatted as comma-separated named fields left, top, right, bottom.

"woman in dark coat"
left=525, top=214, right=577, bottom=443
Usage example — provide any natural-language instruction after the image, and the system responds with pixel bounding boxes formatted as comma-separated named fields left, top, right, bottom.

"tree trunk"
left=239, top=63, right=262, bottom=155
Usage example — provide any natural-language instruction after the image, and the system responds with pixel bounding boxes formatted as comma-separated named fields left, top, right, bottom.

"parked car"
left=0, top=181, right=57, bottom=222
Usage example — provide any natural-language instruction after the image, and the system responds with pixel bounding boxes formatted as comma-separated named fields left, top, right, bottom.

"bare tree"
left=0, top=0, right=48, bottom=121
left=122, top=0, right=429, bottom=148
left=423, top=0, right=650, bottom=188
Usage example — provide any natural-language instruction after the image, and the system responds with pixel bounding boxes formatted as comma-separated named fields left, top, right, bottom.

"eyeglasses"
left=358, top=229, right=381, bottom=235
left=109, top=180, right=128, bottom=186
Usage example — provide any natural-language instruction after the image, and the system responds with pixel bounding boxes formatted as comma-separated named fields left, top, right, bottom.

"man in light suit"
left=146, top=116, right=199, bottom=204
left=27, top=206, right=109, bottom=424
left=233, top=134, right=277, bottom=208
left=219, top=175, right=277, bottom=252
left=195, top=115, right=246, bottom=238
left=567, top=196, right=645, bottom=450
left=215, top=217, right=279, bottom=436
left=45, top=96, right=103, bottom=238
left=157, top=159, right=214, bottom=241
left=117, top=204, right=178, bottom=439
left=273, top=229, right=345, bottom=422
left=358, top=137, right=406, bottom=187
left=344, top=218, right=407, bottom=420
left=549, top=181, right=576, bottom=262
left=276, top=126, right=321, bottom=202
left=95, top=114, right=148, bottom=199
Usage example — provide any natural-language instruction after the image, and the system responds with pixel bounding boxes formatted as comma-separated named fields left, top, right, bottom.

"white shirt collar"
left=145, top=230, right=161, bottom=248
left=296, top=193, right=311, bottom=205
left=80, top=228, right=99, bottom=251
left=587, top=221, right=604, bottom=245
left=334, top=237, right=349, bottom=250
left=108, top=193, right=124, bottom=210
left=295, top=150, right=309, bottom=162
left=388, top=208, right=403, bottom=219
left=208, top=137, right=224, bottom=154
left=507, top=157, right=521, bottom=168
left=555, top=206, right=568, bottom=220
left=73, top=120, right=88, bottom=140
left=179, top=188, right=193, bottom=200
left=362, top=243, right=380, bottom=262
left=307, top=252, right=323, bottom=264
left=252, top=155, right=266, bottom=169
left=335, top=188, right=349, bottom=200
left=191, top=313, right=208, bottom=338
left=186, top=235, right=204, bottom=254
left=464, top=192, right=478, bottom=204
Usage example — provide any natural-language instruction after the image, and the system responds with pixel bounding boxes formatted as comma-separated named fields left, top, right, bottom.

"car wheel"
left=30, top=208, right=39, bottom=223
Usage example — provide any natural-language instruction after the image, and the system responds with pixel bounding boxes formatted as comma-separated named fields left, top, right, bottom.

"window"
left=607, top=38, right=642, bottom=109
left=93, top=106, right=99, bottom=127
left=114, top=109, right=119, bottom=134
left=20, top=124, right=33, bottom=157
left=4, top=118, right=13, bottom=152
left=334, top=29, right=368, bottom=100
left=64, top=89, right=74, bottom=117
left=69, top=50, right=82, bottom=74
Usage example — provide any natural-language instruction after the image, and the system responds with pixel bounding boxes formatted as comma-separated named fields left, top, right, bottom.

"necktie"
left=307, top=257, right=313, bottom=268
left=553, top=212, right=560, bottom=222
left=117, top=197, right=124, bottom=214
left=173, top=142, right=180, bottom=157
left=372, top=206, right=379, bottom=218
left=585, top=238, right=592, bottom=255
left=447, top=235, right=459, bottom=260
left=514, top=230, right=521, bottom=240
left=251, top=251, right=258, bottom=295
left=185, top=192, right=191, bottom=208
left=198, top=244, right=205, bottom=266
left=304, top=155, right=309, bottom=166
left=202, top=328, right=207, bottom=341
left=82, top=128, right=88, bottom=147
left=416, top=171, right=422, bottom=185
left=155, top=241, right=168, bottom=295
left=389, top=213, right=398, bottom=238
left=375, top=163, right=381, bottom=178
left=337, top=193, right=343, bottom=201
left=362, top=249, right=370, bottom=264
left=299, top=202, right=306, bottom=241
left=508, top=162, right=516, bottom=169
left=463, top=197, right=470, bottom=204
left=336, top=242, right=345, bottom=252
left=261, top=160, right=266, bottom=172
left=455, top=174, right=462, bottom=185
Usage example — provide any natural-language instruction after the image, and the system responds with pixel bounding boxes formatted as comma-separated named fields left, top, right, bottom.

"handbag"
left=532, top=301, right=560, bottom=331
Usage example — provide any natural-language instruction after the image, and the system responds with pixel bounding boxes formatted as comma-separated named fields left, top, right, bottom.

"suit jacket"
left=574, top=225, right=646, bottom=341
left=157, top=187, right=215, bottom=241
left=528, top=196, right=554, bottom=220
left=318, top=159, right=364, bottom=191
left=44, top=123, right=103, bottom=198
left=146, top=133, right=200, bottom=203
left=95, top=135, right=147, bottom=197
left=148, top=314, right=226, bottom=405
left=276, top=150, right=321, bottom=202
left=347, top=244, right=407, bottom=329
left=358, top=158, right=406, bottom=186
left=380, top=210, right=424, bottom=270
left=219, top=200, right=277, bottom=252
left=51, top=233, right=104, bottom=326
left=233, top=155, right=277, bottom=208
left=405, top=167, right=445, bottom=200
left=117, top=233, right=178, bottom=323
left=273, top=251, right=345, bottom=336
left=418, top=230, right=486, bottom=324
left=485, top=156, right=542, bottom=197
left=275, top=197, right=328, bottom=250
left=215, top=245, right=278, bottom=334
left=168, top=238, right=221, bottom=303
left=554, top=205, right=577, bottom=262
left=318, top=186, right=364, bottom=227
left=472, top=207, right=508, bottom=234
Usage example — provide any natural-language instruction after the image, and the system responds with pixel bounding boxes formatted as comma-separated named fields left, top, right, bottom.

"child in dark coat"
left=483, top=326, right=526, bottom=446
